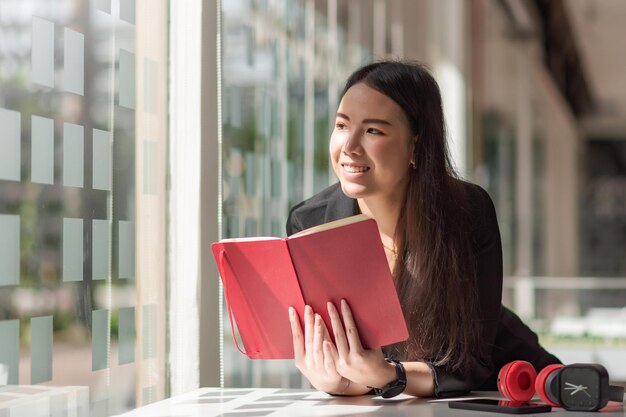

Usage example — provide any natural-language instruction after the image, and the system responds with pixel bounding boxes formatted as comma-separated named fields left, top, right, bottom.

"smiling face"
left=330, top=82, right=414, bottom=201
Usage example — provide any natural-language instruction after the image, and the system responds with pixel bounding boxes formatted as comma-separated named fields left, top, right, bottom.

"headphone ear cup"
left=497, top=360, right=537, bottom=402
left=535, top=364, right=563, bottom=407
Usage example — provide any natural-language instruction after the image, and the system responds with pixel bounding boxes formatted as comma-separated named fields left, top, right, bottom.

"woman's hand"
left=289, top=305, right=349, bottom=393
left=326, top=299, right=397, bottom=389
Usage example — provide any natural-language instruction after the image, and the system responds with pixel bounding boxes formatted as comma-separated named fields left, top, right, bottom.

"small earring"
left=410, top=161, right=416, bottom=169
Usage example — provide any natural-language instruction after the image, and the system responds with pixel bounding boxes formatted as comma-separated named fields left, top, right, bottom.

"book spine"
left=218, top=249, right=255, bottom=357
left=283, top=238, right=307, bottom=309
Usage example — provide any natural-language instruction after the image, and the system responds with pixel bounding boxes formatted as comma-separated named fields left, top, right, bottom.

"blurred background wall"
left=219, top=0, right=626, bottom=388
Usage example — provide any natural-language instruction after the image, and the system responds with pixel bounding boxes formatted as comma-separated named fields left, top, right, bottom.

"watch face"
left=559, top=367, right=601, bottom=411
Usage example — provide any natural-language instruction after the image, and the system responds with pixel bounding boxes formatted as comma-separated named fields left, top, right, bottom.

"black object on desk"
left=448, top=399, right=552, bottom=414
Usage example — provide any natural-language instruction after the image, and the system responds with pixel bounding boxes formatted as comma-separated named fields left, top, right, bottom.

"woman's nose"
left=342, top=132, right=362, bottom=154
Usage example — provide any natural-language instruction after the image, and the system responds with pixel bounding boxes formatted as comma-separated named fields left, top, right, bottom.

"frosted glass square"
left=0, top=214, right=20, bottom=287
left=92, top=129, right=111, bottom=190
left=143, top=140, right=157, bottom=194
left=92, top=309, right=109, bottom=371
left=0, top=320, right=19, bottom=384
left=118, top=221, right=135, bottom=279
left=119, top=49, right=135, bottom=109
left=0, top=108, right=21, bottom=181
left=143, top=58, right=157, bottom=113
left=120, top=0, right=136, bottom=24
left=31, top=316, right=53, bottom=384
left=63, top=218, right=83, bottom=282
left=31, top=115, right=54, bottom=184
left=63, top=123, right=84, bottom=188
left=64, top=28, right=84, bottom=95
left=32, top=17, right=54, bottom=87
left=118, top=307, right=135, bottom=365
left=92, top=220, right=110, bottom=280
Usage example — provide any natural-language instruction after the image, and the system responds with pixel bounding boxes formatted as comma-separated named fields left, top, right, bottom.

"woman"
left=286, top=61, right=559, bottom=398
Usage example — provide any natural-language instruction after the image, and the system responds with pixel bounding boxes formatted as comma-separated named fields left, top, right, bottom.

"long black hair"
left=342, top=61, right=480, bottom=373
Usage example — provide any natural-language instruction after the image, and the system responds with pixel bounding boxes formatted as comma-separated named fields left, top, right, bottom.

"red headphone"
left=497, top=360, right=563, bottom=405
left=497, top=360, right=625, bottom=411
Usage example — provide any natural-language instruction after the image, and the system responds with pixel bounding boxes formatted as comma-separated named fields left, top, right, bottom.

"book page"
left=286, top=214, right=408, bottom=349
left=219, top=237, right=282, bottom=243
left=289, top=213, right=370, bottom=237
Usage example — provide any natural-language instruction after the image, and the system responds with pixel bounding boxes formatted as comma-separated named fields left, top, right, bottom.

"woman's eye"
left=367, top=128, right=383, bottom=135
left=335, top=122, right=347, bottom=130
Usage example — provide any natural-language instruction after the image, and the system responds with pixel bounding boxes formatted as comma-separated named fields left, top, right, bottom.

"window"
left=0, top=1, right=169, bottom=414
left=220, top=0, right=383, bottom=388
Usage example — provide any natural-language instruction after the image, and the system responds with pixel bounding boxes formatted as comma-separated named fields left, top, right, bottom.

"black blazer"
left=287, top=182, right=560, bottom=397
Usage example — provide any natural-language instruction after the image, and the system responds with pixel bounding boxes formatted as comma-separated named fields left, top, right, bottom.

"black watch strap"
left=373, top=358, right=407, bottom=398
left=609, top=385, right=624, bottom=403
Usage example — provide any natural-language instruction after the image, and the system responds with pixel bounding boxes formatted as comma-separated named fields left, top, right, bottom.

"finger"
left=322, top=341, right=339, bottom=375
left=341, top=299, right=364, bottom=352
left=313, top=314, right=325, bottom=367
left=304, top=305, right=314, bottom=354
left=320, top=319, right=340, bottom=369
left=288, top=306, right=305, bottom=359
left=327, top=301, right=350, bottom=358
left=323, top=339, right=340, bottom=363
left=319, top=318, right=339, bottom=361
left=313, top=310, right=332, bottom=342
left=321, top=317, right=333, bottom=342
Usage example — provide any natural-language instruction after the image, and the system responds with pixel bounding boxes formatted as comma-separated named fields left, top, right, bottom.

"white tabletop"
left=114, top=387, right=626, bottom=417
left=0, top=385, right=89, bottom=417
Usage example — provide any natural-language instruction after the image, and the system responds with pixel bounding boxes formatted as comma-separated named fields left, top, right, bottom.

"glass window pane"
left=221, top=0, right=373, bottom=388
left=0, top=0, right=169, bottom=413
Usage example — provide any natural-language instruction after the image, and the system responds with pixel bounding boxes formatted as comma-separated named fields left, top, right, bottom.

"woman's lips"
left=341, top=163, right=370, bottom=174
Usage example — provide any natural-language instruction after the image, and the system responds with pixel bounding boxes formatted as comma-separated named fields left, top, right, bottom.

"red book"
left=211, top=214, right=409, bottom=359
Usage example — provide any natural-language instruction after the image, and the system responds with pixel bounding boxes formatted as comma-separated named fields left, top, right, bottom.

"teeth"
left=343, top=165, right=369, bottom=173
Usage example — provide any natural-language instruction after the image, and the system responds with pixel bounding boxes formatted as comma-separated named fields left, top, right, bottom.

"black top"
left=286, top=182, right=560, bottom=397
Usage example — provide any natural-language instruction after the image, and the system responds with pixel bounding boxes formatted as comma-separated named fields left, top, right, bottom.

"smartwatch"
left=373, top=358, right=407, bottom=398
left=556, top=363, right=625, bottom=411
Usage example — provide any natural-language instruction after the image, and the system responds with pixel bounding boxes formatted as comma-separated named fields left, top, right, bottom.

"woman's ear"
left=409, top=136, right=418, bottom=169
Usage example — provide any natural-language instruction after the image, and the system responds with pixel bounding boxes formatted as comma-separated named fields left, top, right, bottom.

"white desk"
left=115, top=387, right=625, bottom=417
left=0, top=385, right=89, bottom=417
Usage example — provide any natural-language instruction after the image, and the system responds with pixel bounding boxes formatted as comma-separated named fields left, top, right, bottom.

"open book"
left=211, top=214, right=409, bottom=359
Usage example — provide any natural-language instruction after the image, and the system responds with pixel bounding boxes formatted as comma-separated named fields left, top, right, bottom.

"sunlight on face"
left=330, top=82, right=414, bottom=201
